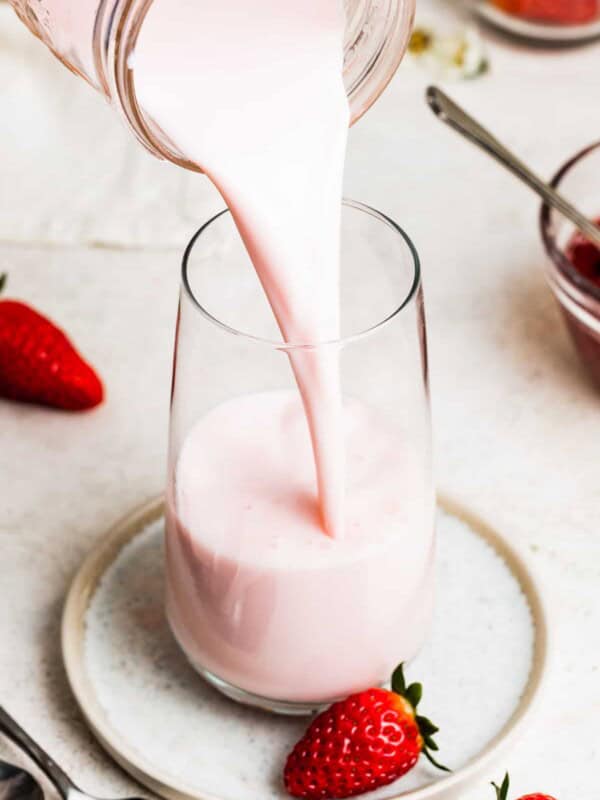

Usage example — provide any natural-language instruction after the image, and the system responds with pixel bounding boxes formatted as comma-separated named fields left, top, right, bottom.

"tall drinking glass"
left=166, top=200, right=434, bottom=714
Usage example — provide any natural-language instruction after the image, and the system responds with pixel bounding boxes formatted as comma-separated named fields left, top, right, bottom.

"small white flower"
left=409, top=25, right=489, bottom=80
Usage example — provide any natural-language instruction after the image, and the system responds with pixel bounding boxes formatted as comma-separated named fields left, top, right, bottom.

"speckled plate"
left=474, top=1, right=600, bottom=42
left=62, top=496, right=548, bottom=800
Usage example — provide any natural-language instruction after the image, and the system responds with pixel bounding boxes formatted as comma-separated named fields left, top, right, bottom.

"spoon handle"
left=426, top=86, right=600, bottom=248
left=0, top=707, right=74, bottom=800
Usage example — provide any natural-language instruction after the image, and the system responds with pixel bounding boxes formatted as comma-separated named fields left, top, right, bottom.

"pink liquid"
left=166, top=392, right=434, bottom=702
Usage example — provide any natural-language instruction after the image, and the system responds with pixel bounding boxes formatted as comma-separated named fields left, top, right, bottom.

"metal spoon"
left=426, top=85, right=600, bottom=248
left=0, top=759, right=43, bottom=800
left=0, top=707, right=145, bottom=800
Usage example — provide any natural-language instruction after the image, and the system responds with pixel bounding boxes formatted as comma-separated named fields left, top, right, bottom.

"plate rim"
left=473, top=0, right=600, bottom=42
left=61, top=494, right=549, bottom=800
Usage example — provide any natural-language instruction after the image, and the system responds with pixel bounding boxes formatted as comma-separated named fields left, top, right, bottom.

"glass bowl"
left=541, top=141, right=600, bottom=387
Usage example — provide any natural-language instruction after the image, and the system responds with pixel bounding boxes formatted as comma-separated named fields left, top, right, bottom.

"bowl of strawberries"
left=541, top=141, right=600, bottom=389
left=474, top=0, right=600, bottom=42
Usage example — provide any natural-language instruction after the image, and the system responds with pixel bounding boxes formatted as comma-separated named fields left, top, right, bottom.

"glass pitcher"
left=8, top=0, right=415, bottom=170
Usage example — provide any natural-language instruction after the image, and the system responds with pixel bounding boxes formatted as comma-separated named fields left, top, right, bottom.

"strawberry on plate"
left=492, top=0, right=599, bottom=24
left=493, top=773, right=558, bottom=800
left=284, top=664, right=448, bottom=799
left=0, top=274, right=104, bottom=411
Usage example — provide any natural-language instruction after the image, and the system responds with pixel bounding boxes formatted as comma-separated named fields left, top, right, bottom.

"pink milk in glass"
left=166, top=391, right=434, bottom=703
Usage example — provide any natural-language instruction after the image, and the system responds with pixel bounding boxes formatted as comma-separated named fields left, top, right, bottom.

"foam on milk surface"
left=135, top=0, right=350, bottom=537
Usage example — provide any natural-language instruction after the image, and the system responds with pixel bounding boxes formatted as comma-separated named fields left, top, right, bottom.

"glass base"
left=168, top=617, right=333, bottom=716
left=198, top=667, right=330, bottom=716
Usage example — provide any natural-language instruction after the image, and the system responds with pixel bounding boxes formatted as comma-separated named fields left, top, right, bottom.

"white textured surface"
left=1, top=1, right=600, bottom=799
left=83, top=510, right=534, bottom=800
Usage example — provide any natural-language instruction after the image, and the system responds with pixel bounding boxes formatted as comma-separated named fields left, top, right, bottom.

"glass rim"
left=540, top=140, right=600, bottom=305
left=181, top=198, right=421, bottom=351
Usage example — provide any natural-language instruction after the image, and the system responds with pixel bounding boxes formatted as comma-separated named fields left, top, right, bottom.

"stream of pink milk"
left=134, top=0, right=349, bottom=538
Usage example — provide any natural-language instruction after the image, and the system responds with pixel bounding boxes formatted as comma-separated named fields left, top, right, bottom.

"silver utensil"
left=0, top=707, right=145, bottom=800
left=0, top=759, right=43, bottom=800
left=426, top=85, right=600, bottom=249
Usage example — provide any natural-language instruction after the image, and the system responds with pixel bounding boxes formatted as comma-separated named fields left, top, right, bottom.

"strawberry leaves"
left=391, top=663, right=450, bottom=773
left=493, top=774, right=511, bottom=800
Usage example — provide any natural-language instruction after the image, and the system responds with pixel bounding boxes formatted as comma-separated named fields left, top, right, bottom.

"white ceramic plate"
left=474, top=1, right=600, bottom=43
left=62, top=496, right=548, bottom=800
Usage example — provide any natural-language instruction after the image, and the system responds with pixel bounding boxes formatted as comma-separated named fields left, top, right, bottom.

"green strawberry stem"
left=391, top=664, right=451, bottom=773
left=0, top=274, right=6, bottom=294
left=492, top=774, right=511, bottom=800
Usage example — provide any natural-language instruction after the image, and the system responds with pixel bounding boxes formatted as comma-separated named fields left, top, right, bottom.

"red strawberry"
left=493, top=773, right=558, bottom=800
left=0, top=274, right=104, bottom=411
left=566, top=219, right=600, bottom=287
left=492, top=0, right=599, bottom=24
left=284, top=664, right=448, bottom=799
